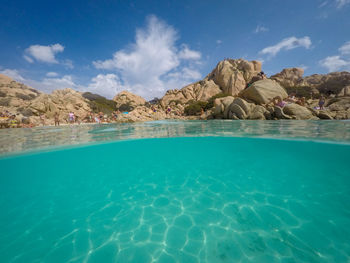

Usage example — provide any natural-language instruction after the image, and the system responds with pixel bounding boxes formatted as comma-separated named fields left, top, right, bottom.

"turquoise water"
left=1, top=121, right=350, bottom=262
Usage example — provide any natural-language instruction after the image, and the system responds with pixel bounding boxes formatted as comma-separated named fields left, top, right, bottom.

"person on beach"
left=54, top=112, right=60, bottom=126
left=9, top=115, right=18, bottom=128
left=286, top=93, right=297, bottom=103
left=265, top=96, right=287, bottom=108
left=94, top=114, right=100, bottom=123
left=319, top=96, right=325, bottom=110
left=68, top=112, right=75, bottom=124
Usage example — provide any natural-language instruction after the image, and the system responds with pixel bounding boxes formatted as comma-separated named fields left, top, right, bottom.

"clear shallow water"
left=1, top=137, right=350, bottom=263
left=1, top=120, right=350, bottom=262
left=0, top=120, right=350, bottom=156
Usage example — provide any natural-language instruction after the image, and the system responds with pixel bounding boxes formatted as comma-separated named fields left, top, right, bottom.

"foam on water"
left=1, top=137, right=350, bottom=263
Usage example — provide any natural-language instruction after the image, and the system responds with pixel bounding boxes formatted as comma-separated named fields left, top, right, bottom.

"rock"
left=270, top=68, right=305, bottom=87
left=250, top=105, right=268, bottom=120
left=325, top=97, right=350, bottom=119
left=212, top=96, right=235, bottom=118
left=239, top=79, right=288, bottom=104
left=338, top=86, right=350, bottom=97
left=209, top=59, right=262, bottom=96
left=304, top=71, right=350, bottom=95
left=317, top=110, right=333, bottom=120
left=283, top=103, right=315, bottom=119
left=273, top=106, right=292, bottom=119
left=113, top=90, right=146, bottom=110
left=225, top=98, right=253, bottom=119
left=160, top=80, right=221, bottom=107
left=0, top=74, right=41, bottom=117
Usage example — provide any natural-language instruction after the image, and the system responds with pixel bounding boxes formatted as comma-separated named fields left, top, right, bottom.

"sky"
left=0, top=0, right=350, bottom=100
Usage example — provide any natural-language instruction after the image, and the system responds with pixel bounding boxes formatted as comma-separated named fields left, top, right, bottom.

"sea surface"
left=1, top=120, right=350, bottom=262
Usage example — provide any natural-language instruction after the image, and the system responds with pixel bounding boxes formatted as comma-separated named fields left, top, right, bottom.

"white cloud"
left=216, top=40, right=222, bottom=45
left=46, top=72, right=59, bottom=77
left=336, top=0, right=350, bottom=8
left=93, top=15, right=202, bottom=99
left=319, top=55, right=350, bottom=72
left=0, top=69, right=25, bottom=82
left=260, top=36, right=312, bottom=57
left=86, top=74, right=123, bottom=98
left=178, top=45, right=201, bottom=60
left=24, top=43, right=64, bottom=63
left=339, top=41, right=350, bottom=55
left=254, top=25, right=269, bottom=33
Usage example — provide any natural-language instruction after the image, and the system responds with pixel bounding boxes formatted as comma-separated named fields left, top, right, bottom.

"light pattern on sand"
left=1, top=137, right=350, bottom=262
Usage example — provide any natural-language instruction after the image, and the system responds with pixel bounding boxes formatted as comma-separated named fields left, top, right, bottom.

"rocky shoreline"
left=1, top=58, right=349, bottom=129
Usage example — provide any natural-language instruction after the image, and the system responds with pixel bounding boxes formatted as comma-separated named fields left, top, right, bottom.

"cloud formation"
left=339, top=41, right=350, bottom=55
left=93, top=15, right=202, bottom=99
left=46, top=72, right=59, bottom=77
left=24, top=44, right=64, bottom=63
left=87, top=74, right=123, bottom=98
left=319, top=56, right=349, bottom=72
left=320, top=41, right=350, bottom=72
left=260, top=36, right=312, bottom=57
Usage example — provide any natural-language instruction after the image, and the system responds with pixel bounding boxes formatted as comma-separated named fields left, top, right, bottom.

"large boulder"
left=209, top=59, right=262, bottom=96
left=113, top=90, right=146, bottom=109
left=283, top=103, right=315, bottom=120
left=338, top=86, right=350, bottom=97
left=212, top=96, right=235, bottom=118
left=239, top=79, right=288, bottom=104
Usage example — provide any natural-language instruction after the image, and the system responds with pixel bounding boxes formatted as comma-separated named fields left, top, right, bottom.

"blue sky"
left=0, top=0, right=350, bottom=99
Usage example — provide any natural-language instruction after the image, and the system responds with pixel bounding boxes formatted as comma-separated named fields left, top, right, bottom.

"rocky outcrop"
left=161, top=79, right=221, bottom=107
left=270, top=68, right=304, bottom=87
left=28, top=88, right=92, bottom=121
left=208, top=59, right=262, bottom=96
left=0, top=73, right=41, bottom=110
left=271, top=68, right=350, bottom=97
left=160, top=58, right=262, bottom=109
left=239, top=79, right=288, bottom=104
left=325, top=97, right=350, bottom=119
left=304, top=72, right=350, bottom=95
left=113, top=90, right=146, bottom=110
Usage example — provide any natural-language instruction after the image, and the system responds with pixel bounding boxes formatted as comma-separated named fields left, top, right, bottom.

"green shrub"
left=205, top=92, right=231, bottom=110
left=118, top=103, right=134, bottom=112
left=184, top=101, right=208, bottom=115
left=82, top=92, right=117, bottom=113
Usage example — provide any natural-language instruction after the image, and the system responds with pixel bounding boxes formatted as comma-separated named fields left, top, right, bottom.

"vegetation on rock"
left=82, top=92, right=117, bottom=113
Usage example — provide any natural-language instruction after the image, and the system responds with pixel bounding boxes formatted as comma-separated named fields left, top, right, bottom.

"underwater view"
left=1, top=120, right=350, bottom=263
